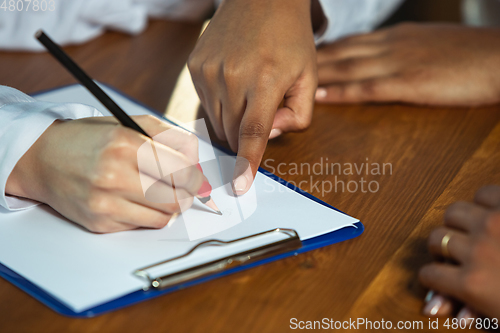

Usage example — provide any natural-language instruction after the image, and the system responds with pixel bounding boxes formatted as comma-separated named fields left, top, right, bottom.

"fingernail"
left=232, top=161, right=252, bottom=195
left=269, top=128, right=282, bottom=139
left=456, top=307, right=475, bottom=322
left=423, top=295, right=445, bottom=316
left=315, top=88, right=327, bottom=99
left=198, top=180, right=212, bottom=197
left=233, top=175, right=248, bottom=193
left=425, top=290, right=435, bottom=303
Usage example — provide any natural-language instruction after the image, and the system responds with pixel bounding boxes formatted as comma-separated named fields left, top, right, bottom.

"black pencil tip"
left=35, top=30, right=43, bottom=39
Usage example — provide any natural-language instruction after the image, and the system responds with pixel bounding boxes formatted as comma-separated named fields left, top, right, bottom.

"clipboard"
left=0, top=84, right=364, bottom=318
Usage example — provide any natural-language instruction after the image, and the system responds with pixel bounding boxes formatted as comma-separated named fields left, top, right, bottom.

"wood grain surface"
left=0, top=19, right=499, bottom=333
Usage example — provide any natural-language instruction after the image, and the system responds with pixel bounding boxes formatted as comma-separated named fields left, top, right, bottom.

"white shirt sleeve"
left=315, top=0, right=405, bottom=44
left=0, top=0, right=214, bottom=51
left=0, top=85, right=102, bottom=211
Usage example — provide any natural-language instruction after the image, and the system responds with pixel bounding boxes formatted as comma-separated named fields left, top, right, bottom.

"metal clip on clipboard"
left=134, top=228, right=302, bottom=290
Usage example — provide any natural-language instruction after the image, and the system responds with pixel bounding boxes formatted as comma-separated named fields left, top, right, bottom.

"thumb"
left=270, top=69, right=317, bottom=139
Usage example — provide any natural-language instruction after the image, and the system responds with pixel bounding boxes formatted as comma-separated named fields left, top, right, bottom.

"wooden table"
left=1, top=20, right=499, bottom=333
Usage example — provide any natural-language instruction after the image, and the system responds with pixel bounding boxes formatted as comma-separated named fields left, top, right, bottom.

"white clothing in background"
left=0, top=0, right=403, bottom=51
left=462, top=0, right=500, bottom=26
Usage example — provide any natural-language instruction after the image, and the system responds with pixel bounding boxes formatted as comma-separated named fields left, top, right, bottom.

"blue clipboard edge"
left=0, top=84, right=364, bottom=318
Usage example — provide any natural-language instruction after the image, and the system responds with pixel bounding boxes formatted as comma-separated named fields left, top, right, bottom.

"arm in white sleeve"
left=0, top=85, right=101, bottom=211
left=315, top=0, right=405, bottom=44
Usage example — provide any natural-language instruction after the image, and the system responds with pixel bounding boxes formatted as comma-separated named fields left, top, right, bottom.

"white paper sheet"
left=0, top=85, right=358, bottom=312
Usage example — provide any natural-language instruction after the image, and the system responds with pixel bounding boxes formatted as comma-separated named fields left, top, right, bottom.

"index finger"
left=232, top=94, right=279, bottom=195
left=152, top=127, right=200, bottom=166
left=137, top=139, right=203, bottom=196
left=133, top=115, right=200, bottom=165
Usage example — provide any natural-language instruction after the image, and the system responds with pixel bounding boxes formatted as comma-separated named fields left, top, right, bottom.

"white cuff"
left=0, top=86, right=102, bottom=211
left=316, top=0, right=404, bottom=45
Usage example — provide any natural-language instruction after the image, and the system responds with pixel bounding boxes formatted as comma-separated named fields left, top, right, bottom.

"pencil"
left=35, top=30, right=221, bottom=215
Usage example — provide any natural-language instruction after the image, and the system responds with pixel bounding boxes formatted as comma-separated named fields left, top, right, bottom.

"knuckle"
left=222, top=62, right=242, bottom=85
left=294, top=113, right=312, bottom=132
left=108, top=145, right=135, bottom=161
left=87, top=193, right=112, bottom=217
left=256, top=65, right=278, bottom=87
left=163, top=202, right=182, bottom=213
left=240, top=120, right=267, bottom=139
left=105, top=128, right=136, bottom=158
left=91, top=155, right=124, bottom=189
left=109, top=126, right=131, bottom=145
left=259, top=53, right=280, bottom=69
left=99, top=133, right=139, bottom=163
left=91, top=167, right=119, bottom=189
left=173, top=164, right=198, bottom=188
left=179, top=197, right=194, bottom=212
left=200, top=61, right=219, bottom=79
left=184, top=131, right=199, bottom=151
left=187, top=54, right=201, bottom=74
left=260, top=68, right=277, bottom=85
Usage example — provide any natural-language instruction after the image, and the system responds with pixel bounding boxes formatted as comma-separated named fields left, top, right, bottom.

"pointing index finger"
left=232, top=96, right=277, bottom=195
